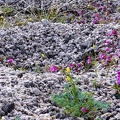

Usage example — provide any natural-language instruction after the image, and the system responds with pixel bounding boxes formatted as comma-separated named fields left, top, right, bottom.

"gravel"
left=0, top=0, right=120, bottom=120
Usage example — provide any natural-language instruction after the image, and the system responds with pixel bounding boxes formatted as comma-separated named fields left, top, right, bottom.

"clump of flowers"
left=114, top=71, right=120, bottom=99
left=51, top=68, right=109, bottom=118
left=117, top=71, right=120, bottom=85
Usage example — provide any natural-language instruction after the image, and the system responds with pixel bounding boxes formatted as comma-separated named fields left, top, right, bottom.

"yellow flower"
left=66, top=76, right=71, bottom=82
left=88, top=4, right=91, bottom=8
left=94, top=8, right=98, bottom=12
left=87, top=92, right=91, bottom=95
left=92, top=44, right=95, bottom=48
left=66, top=67, right=70, bottom=73
left=42, top=53, right=45, bottom=58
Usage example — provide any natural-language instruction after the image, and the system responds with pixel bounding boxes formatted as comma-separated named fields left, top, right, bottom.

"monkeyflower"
left=106, top=56, right=111, bottom=62
left=93, top=19, right=98, bottom=24
left=105, top=40, right=110, bottom=46
left=66, top=67, right=71, bottom=73
left=87, top=56, right=91, bottom=64
left=99, top=53, right=105, bottom=59
left=78, top=10, right=83, bottom=15
left=68, top=63, right=75, bottom=69
left=8, top=59, right=13, bottom=64
left=108, top=29, right=117, bottom=37
left=66, top=75, right=71, bottom=82
left=49, top=66, right=58, bottom=72
left=117, top=71, right=120, bottom=85
left=81, top=107, right=90, bottom=113
left=101, top=6, right=106, bottom=11
left=77, top=63, right=81, bottom=67
left=80, top=20, right=85, bottom=24
left=106, top=47, right=111, bottom=52
left=94, top=13, right=99, bottom=18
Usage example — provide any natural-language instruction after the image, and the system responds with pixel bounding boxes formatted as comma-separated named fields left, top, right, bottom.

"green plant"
left=35, top=63, right=40, bottom=73
left=0, top=5, right=14, bottom=15
left=51, top=74, right=109, bottom=119
left=14, top=115, right=20, bottom=120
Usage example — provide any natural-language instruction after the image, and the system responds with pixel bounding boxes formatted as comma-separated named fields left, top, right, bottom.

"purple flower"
left=101, top=6, right=106, bottom=10
left=68, top=63, right=75, bottom=69
left=8, top=59, right=13, bottom=64
left=93, top=19, right=98, bottom=24
left=94, top=13, right=99, bottom=18
left=49, top=66, right=58, bottom=72
left=106, top=56, right=111, bottom=62
left=105, top=40, right=110, bottom=45
left=117, top=71, right=120, bottom=85
left=78, top=10, right=83, bottom=15
left=94, top=4, right=99, bottom=7
left=99, top=54, right=105, bottom=59
left=108, top=29, right=117, bottom=37
left=106, top=47, right=111, bottom=52
left=80, top=20, right=85, bottom=24
left=77, top=63, right=81, bottom=67
left=81, top=107, right=89, bottom=113
left=87, top=56, right=91, bottom=64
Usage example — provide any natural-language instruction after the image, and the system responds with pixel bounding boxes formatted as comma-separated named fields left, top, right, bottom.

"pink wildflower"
left=93, top=19, right=98, bottom=24
left=94, top=4, right=99, bottom=7
left=101, top=6, right=106, bottom=10
left=78, top=10, right=83, bottom=15
left=105, top=40, right=110, bottom=46
left=49, top=66, right=58, bottom=72
left=94, top=13, right=99, bottom=18
left=81, top=107, right=90, bottom=113
left=106, top=56, right=111, bottom=62
left=108, top=29, right=117, bottom=37
left=87, top=56, right=91, bottom=64
left=117, top=71, right=120, bottom=85
left=8, top=59, right=13, bottom=64
left=80, top=20, right=85, bottom=24
left=106, top=47, right=111, bottom=52
left=77, top=63, right=81, bottom=67
left=99, top=54, right=105, bottom=59
left=68, top=63, right=75, bottom=69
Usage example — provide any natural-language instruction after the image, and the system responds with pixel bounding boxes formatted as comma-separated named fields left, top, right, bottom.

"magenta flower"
left=8, top=59, right=13, bottom=64
left=49, top=66, right=58, bottom=72
left=117, top=71, right=120, bottom=85
left=106, top=47, right=110, bottom=52
left=101, top=6, right=106, bottom=10
left=78, top=10, right=83, bottom=15
left=87, top=56, right=91, bottom=64
left=99, top=54, right=105, bottom=59
left=106, top=56, right=111, bottom=62
left=81, top=107, right=89, bottom=113
left=77, top=63, right=81, bottom=67
left=93, top=19, right=98, bottom=24
left=108, top=29, right=117, bottom=37
left=105, top=40, right=110, bottom=46
left=80, top=20, right=85, bottom=24
left=94, top=13, right=99, bottom=18
left=68, top=63, right=75, bottom=69
left=94, top=4, right=99, bottom=7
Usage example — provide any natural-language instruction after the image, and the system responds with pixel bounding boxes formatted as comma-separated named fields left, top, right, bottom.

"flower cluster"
left=117, top=71, right=120, bottom=85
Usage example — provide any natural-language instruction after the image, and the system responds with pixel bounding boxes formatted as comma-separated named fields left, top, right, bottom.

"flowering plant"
left=51, top=71, right=109, bottom=119
left=114, top=71, right=120, bottom=99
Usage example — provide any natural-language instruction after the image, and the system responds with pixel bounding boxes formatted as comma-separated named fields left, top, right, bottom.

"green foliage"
left=51, top=75, right=109, bottom=119
left=14, top=116, right=20, bottom=120
left=0, top=5, right=14, bottom=15
left=113, top=83, right=120, bottom=93
left=35, top=64, right=40, bottom=73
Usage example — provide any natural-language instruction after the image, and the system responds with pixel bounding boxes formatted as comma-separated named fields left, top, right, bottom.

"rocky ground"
left=0, top=0, right=120, bottom=120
